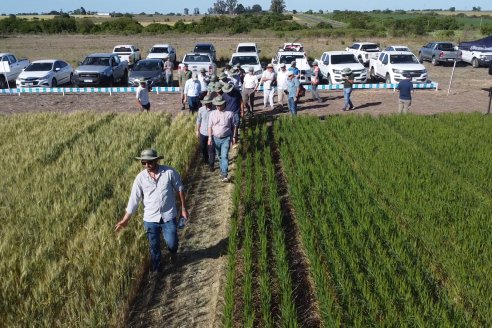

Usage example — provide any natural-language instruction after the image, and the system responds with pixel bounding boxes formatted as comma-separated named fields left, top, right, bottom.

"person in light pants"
left=260, top=63, right=276, bottom=110
left=276, top=63, right=288, bottom=110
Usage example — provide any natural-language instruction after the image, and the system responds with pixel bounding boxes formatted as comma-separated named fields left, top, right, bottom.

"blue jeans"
left=288, top=97, right=297, bottom=116
left=144, top=219, right=178, bottom=272
left=343, top=87, right=353, bottom=109
left=188, top=96, right=199, bottom=113
left=213, top=135, right=231, bottom=177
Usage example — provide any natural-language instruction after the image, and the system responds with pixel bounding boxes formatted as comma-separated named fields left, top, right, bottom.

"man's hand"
left=181, top=208, right=189, bottom=221
left=115, top=213, right=131, bottom=232
left=208, top=138, right=212, bottom=146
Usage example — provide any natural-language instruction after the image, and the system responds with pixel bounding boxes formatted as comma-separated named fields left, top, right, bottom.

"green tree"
left=251, top=4, right=262, bottom=12
left=270, top=0, right=285, bottom=14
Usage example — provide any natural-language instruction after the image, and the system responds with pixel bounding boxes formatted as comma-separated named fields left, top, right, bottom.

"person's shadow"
left=353, top=102, right=382, bottom=110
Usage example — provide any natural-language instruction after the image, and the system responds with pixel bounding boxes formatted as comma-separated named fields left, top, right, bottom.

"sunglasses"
left=141, top=160, right=155, bottom=166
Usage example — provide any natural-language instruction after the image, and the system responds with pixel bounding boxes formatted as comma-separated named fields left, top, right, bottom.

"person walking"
left=341, top=67, right=355, bottom=111
left=286, top=71, right=300, bottom=117
left=178, top=64, right=192, bottom=110
left=208, top=95, right=237, bottom=182
left=242, top=67, right=258, bottom=114
left=163, top=57, right=174, bottom=87
left=198, top=68, right=209, bottom=100
left=136, top=80, right=150, bottom=112
left=196, top=95, right=216, bottom=170
left=184, top=72, right=201, bottom=113
left=260, top=63, right=276, bottom=110
left=276, top=63, right=288, bottom=111
left=288, top=60, right=300, bottom=79
left=115, top=149, right=189, bottom=273
left=222, top=83, right=243, bottom=147
left=397, top=73, right=413, bottom=114
left=310, top=61, right=322, bottom=103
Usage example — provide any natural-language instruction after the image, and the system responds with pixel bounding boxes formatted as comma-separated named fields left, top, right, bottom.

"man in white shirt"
left=276, top=63, right=288, bottom=110
left=241, top=67, right=258, bottom=114
left=136, top=80, right=150, bottom=112
left=115, top=149, right=189, bottom=272
left=184, top=72, right=202, bottom=113
left=260, top=63, right=276, bottom=110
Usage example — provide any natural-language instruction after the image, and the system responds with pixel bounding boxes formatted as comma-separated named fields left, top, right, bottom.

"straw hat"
left=135, top=149, right=163, bottom=161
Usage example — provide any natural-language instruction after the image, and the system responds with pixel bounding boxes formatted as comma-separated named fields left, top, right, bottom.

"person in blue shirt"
left=397, top=74, right=413, bottom=114
left=286, top=71, right=300, bottom=117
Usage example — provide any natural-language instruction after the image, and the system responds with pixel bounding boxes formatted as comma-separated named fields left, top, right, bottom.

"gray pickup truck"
left=73, top=53, right=128, bottom=87
left=418, top=42, right=461, bottom=66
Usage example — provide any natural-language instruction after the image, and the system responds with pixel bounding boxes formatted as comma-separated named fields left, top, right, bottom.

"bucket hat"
left=267, top=63, right=273, bottom=68
left=342, top=67, right=352, bottom=74
left=248, top=66, right=254, bottom=72
left=213, top=95, right=226, bottom=106
left=136, top=149, right=163, bottom=161
left=202, top=95, right=213, bottom=104
left=222, top=83, right=234, bottom=93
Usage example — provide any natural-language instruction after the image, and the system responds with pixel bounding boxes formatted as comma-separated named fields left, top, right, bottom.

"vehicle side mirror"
left=258, top=50, right=261, bottom=53
left=55, top=68, right=61, bottom=71
left=135, top=48, right=139, bottom=51
left=272, top=60, right=278, bottom=64
left=323, top=61, right=328, bottom=65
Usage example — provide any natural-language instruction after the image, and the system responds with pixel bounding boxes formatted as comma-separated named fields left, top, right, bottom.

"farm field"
left=226, top=114, right=492, bottom=326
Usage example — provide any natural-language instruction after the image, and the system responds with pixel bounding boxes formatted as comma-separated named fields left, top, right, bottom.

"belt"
left=214, top=134, right=231, bottom=139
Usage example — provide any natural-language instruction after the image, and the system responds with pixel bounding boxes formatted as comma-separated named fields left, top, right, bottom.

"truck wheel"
left=108, top=77, right=114, bottom=87
left=385, top=74, right=391, bottom=84
left=358, top=55, right=363, bottom=64
left=51, top=78, right=57, bottom=87
left=121, top=70, right=128, bottom=85
left=472, top=58, right=479, bottom=68
left=431, top=56, right=439, bottom=66
left=370, top=67, right=376, bottom=81
left=0, top=76, right=7, bottom=89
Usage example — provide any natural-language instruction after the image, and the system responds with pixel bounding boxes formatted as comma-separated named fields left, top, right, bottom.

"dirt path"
left=126, top=150, right=237, bottom=327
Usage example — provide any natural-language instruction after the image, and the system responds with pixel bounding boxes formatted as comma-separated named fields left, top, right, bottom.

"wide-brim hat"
left=312, top=61, right=318, bottom=66
left=199, top=67, right=206, bottom=72
left=222, top=83, right=234, bottom=93
left=219, top=72, right=228, bottom=79
left=342, top=67, right=352, bottom=74
left=267, top=63, right=273, bottom=68
left=287, top=71, right=294, bottom=76
left=230, top=67, right=238, bottom=74
left=136, top=148, right=163, bottom=161
left=202, top=95, right=213, bottom=104
left=280, top=63, right=286, bottom=68
left=213, top=95, right=226, bottom=106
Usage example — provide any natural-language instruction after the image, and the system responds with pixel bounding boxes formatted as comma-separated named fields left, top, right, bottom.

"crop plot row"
left=0, top=113, right=196, bottom=327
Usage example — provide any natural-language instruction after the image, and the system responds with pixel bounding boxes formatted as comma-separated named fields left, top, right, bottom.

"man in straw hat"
left=135, top=79, right=150, bottom=112
left=208, top=95, right=238, bottom=182
left=196, top=95, right=216, bottom=170
left=115, top=149, right=189, bottom=273
left=341, top=67, right=355, bottom=111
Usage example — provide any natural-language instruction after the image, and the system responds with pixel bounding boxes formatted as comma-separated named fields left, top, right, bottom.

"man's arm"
left=178, top=190, right=189, bottom=221
left=115, top=178, right=141, bottom=232
left=115, top=212, right=132, bottom=232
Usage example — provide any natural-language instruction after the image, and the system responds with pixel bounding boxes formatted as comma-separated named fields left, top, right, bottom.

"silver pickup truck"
left=418, top=42, right=461, bottom=66
left=73, top=53, right=128, bottom=87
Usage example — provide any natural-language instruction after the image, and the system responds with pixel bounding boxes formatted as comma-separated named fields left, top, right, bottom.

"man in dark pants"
left=115, top=149, right=189, bottom=273
left=222, top=83, right=243, bottom=148
left=196, top=95, right=216, bottom=170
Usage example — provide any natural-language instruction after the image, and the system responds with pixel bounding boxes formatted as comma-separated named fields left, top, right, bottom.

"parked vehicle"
left=73, top=53, right=128, bottom=87
left=229, top=52, right=263, bottom=80
left=113, top=45, right=141, bottom=67
left=16, top=60, right=73, bottom=87
left=369, top=51, right=427, bottom=84
left=384, top=45, right=411, bottom=52
left=128, top=59, right=164, bottom=87
left=192, top=43, right=217, bottom=62
left=346, top=42, right=381, bottom=66
left=146, top=44, right=176, bottom=63
left=0, top=53, right=30, bottom=88
left=459, top=36, right=492, bottom=68
left=317, top=51, right=367, bottom=85
left=178, top=53, right=217, bottom=75
left=236, top=42, right=260, bottom=54
left=418, top=42, right=461, bottom=66
left=272, top=44, right=311, bottom=84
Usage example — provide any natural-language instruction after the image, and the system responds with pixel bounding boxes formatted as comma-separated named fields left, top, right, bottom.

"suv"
left=193, top=43, right=217, bottom=62
left=179, top=53, right=217, bottom=75
left=147, top=44, right=176, bottom=63
left=272, top=44, right=312, bottom=84
left=236, top=42, right=260, bottom=54
left=229, top=52, right=263, bottom=80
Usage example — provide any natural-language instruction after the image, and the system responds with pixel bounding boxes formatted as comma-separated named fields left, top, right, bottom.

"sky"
left=0, top=0, right=490, bottom=15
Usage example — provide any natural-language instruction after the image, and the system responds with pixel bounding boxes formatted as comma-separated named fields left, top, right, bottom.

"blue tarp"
left=459, top=35, right=492, bottom=51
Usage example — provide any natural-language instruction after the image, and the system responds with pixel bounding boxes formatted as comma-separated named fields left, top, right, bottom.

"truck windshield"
left=184, top=54, right=211, bottom=63
left=361, top=44, right=379, bottom=51
left=331, top=55, right=358, bottom=64
left=279, top=54, right=304, bottom=64
left=390, top=55, right=419, bottom=64
left=237, top=46, right=256, bottom=52
left=25, top=62, right=53, bottom=71
left=133, top=61, right=161, bottom=71
left=114, top=47, right=132, bottom=53
left=150, top=47, right=168, bottom=53
left=194, top=45, right=213, bottom=53
left=231, top=56, right=259, bottom=65
left=82, top=57, right=110, bottom=66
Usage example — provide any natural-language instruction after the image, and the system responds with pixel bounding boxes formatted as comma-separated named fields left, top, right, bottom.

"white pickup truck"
left=459, top=49, right=492, bottom=68
left=346, top=42, right=381, bottom=66
left=369, top=51, right=428, bottom=84
left=272, top=43, right=311, bottom=84
left=0, top=53, right=30, bottom=88
left=113, top=45, right=141, bottom=67
left=317, top=51, right=367, bottom=85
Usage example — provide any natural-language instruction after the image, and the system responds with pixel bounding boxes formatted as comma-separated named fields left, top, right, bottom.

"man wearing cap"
left=310, top=61, right=322, bottom=103
left=196, top=95, right=216, bottom=170
left=242, top=67, right=259, bottom=114
left=397, top=73, right=413, bottom=114
left=179, top=64, right=192, bottom=110
left=260, top=63, right=276, bottom=110
left=163, top=57, right=174, bottom=87
left=208, top=95, right=238, bottom=182
left=286, top=71, right=300, bottom=116
left=222, top=83, right=243, bottom=146
left=115, top=149, right=189, bottom=273
left=288, top=60, right=300, bottom=79
left=342, top=67, right=355, bottom=111
left=184, top=72, right=202, bottom=113
left=218, top=72, right=232, bottom=87
left=276, top=63, right=289, bottom=110
left=136, top=80, right=151, bottom=112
